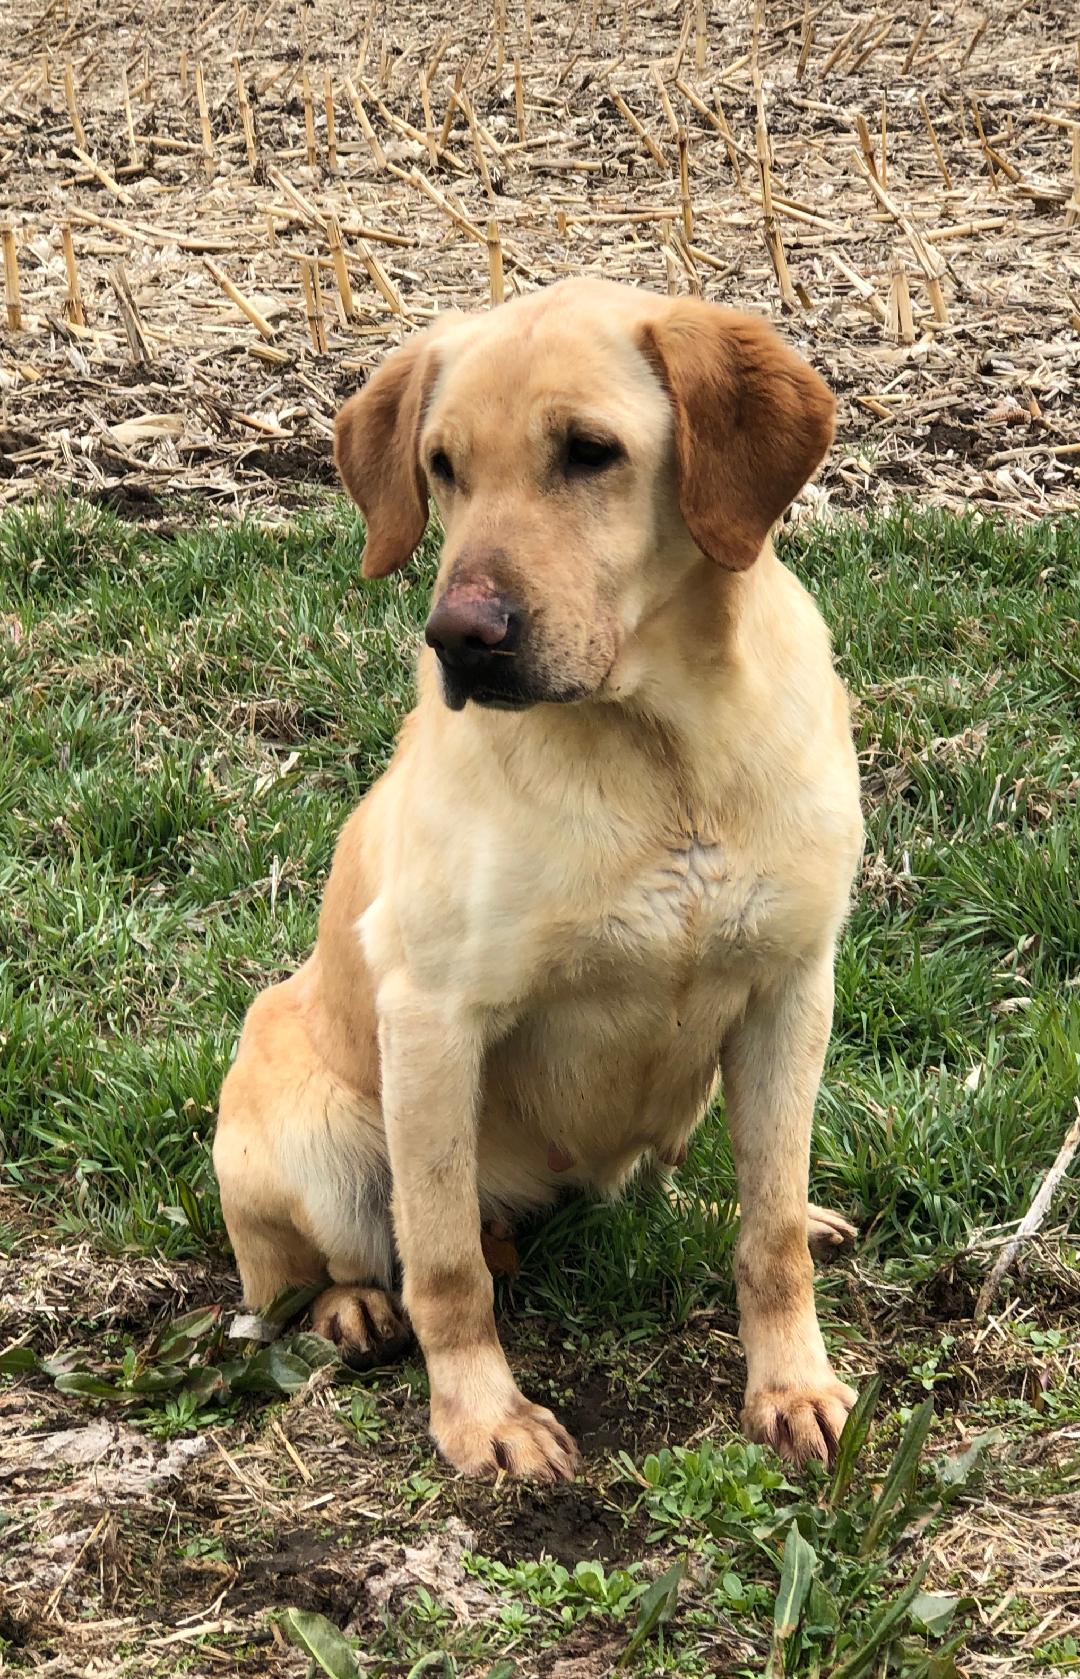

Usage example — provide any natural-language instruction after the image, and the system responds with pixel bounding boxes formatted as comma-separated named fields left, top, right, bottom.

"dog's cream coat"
left=214, top=280, right=864, bottom=1479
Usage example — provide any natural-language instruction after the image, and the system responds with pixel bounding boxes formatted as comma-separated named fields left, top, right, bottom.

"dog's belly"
left=478, top=951, right=751, bottom=1211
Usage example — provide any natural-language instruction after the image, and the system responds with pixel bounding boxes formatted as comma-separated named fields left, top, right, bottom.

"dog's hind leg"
left=301, top=1162, right=412, bottom=1369
left=220, top=1206, right=326, bottom=1308
left=214, top=973, right=410, bottom=1369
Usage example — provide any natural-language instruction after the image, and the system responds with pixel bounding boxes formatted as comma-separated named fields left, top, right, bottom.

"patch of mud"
left=536, top=1624, right=627, bottom=1678
left=222, top=1532, right=364, bottom=1624
left=228, top=1517, right=498, bottom=1629
left=467, top=1479, right=646, bottom=1570
left=558, top=1355, right=732, bottom=1461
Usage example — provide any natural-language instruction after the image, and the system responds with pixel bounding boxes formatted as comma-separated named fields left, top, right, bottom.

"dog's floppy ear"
left=638, top=300, right=835, bottom=571
left=334, top=333, right=438, bottom=578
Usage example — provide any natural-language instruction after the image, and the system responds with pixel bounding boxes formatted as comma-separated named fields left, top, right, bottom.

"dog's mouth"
left=439, top=670, right=589, bottom=713
left=468, top=691, right=535, bottom=711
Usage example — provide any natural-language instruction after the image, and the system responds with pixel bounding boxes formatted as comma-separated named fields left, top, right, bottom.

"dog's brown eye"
left=429, top=450, right=455, bottom=486
left=565, top=434, right=622, bottom=475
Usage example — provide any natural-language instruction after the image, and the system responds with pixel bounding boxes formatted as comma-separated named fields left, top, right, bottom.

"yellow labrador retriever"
left=213, top=278, right=863, bottom=1481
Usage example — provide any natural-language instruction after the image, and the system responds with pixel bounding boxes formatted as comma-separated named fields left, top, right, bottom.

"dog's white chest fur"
left=636, top=833, right=771, bottom=952
left=585, top=829, right=778, bottom=977
left=478, top=825, right=765, bottom=1200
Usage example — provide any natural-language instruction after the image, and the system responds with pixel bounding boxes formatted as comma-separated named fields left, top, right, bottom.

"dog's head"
left=334, top=281, right=834, bottom=712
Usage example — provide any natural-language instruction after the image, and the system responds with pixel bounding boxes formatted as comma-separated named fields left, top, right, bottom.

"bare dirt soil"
left=3, top=1208, right=1079, bottom=1676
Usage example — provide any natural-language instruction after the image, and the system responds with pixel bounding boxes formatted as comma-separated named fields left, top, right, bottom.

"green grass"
left=2, top=498, right=1080, bottom=1677
left=2, top=498, right=1077, bottom=1291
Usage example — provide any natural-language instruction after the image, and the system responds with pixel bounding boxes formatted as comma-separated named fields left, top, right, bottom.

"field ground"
left=1, top=499, right=1079, bottom=1677
left=4, top=0, right=1080, bottom=1671
left=2, top=0, right=1079, bottom=519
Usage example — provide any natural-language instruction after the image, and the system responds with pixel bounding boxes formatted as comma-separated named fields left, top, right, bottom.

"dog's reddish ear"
left=638, top=301, right=835, bottom=571
left=334, top=334, right=438, bottom=578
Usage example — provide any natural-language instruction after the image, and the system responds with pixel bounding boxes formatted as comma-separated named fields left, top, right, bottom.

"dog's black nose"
left=425, top=591, right=519, bottom=673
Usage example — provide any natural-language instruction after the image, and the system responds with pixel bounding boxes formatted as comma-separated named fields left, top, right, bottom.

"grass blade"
left=174, top=1177, right=210, bottom=1238
left=618, top=1559, right=684, bottom=1665
left=766, top=1520, right=817, bottom=1675
left=826, top=1557, right=930, bottom=1679
left=859, top=1398, right=935, bottom=1556
left=828, top=1374, right=882, bottom=1510
left=937, top=1429, right=1000, bottom=1496
left=909, top=1590, right=966, bottom=1635
left=153, top=1306, right=222, bottom=1360
left=0, top=1346, right=40, bottom=1375
left=405, top=1656, right=454, bottom=1679
left=52, top=1371, right=123, bottom=1399
left=260, top=1280, right=326, bottom=1330
left=773, top=1521, right=817, bottom=1637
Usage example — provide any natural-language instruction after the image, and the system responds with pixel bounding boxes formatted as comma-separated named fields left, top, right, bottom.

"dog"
left=213, top=278, right=864, bottom=1481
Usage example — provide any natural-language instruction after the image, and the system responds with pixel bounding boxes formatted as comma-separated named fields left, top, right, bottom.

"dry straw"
left=234, top=58, right=258, bottom=170
left=63, top=61, right=88, bottom=149
left=195, top=62, right=215, bottom=171
left=324, top=73, right=338, bottom=171
left=3, top=224, right=21, bottom=330
left=298, top=254, right=327, bottom=352
left=486, top=215, right=504, bottom=304
left=302, top=69, right=317, bottom=168
left=203, top=257, right=276, bottom=339
left=109, top=261, right=153, bottom=365
left=885, top=252, right=915, bottom=345
left=121, top=66, right=140, bottom=166
left=325, top=215, right=355, bottom=319
left=61, top=224, right=84, bottom=326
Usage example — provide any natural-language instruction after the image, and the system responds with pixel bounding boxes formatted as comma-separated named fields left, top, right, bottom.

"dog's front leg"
left=721, top=953, right=857, bottom=1467
left=378, top=985, right=578, bottom=1482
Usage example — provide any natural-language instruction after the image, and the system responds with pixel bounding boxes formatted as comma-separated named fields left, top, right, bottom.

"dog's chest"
left=567, top=827, right=779, bottom=978
left=489, top=826, right=769, bottom=1182
left=629, top=834, right=766, bottom=948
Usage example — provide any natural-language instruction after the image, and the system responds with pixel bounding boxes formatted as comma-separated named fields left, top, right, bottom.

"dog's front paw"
left=432, top=1388, right=579, bottom=1482
left=742, top=1375, right=857, bottom=1468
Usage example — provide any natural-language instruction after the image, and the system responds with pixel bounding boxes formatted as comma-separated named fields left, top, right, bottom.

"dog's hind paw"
left=311, top=1284, right=413, bottom=1371
left=807, top=1202, right=858, bottom=1258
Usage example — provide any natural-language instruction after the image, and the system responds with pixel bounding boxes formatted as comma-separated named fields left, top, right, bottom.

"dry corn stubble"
left=0, top=0, right=1076, bottom=516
